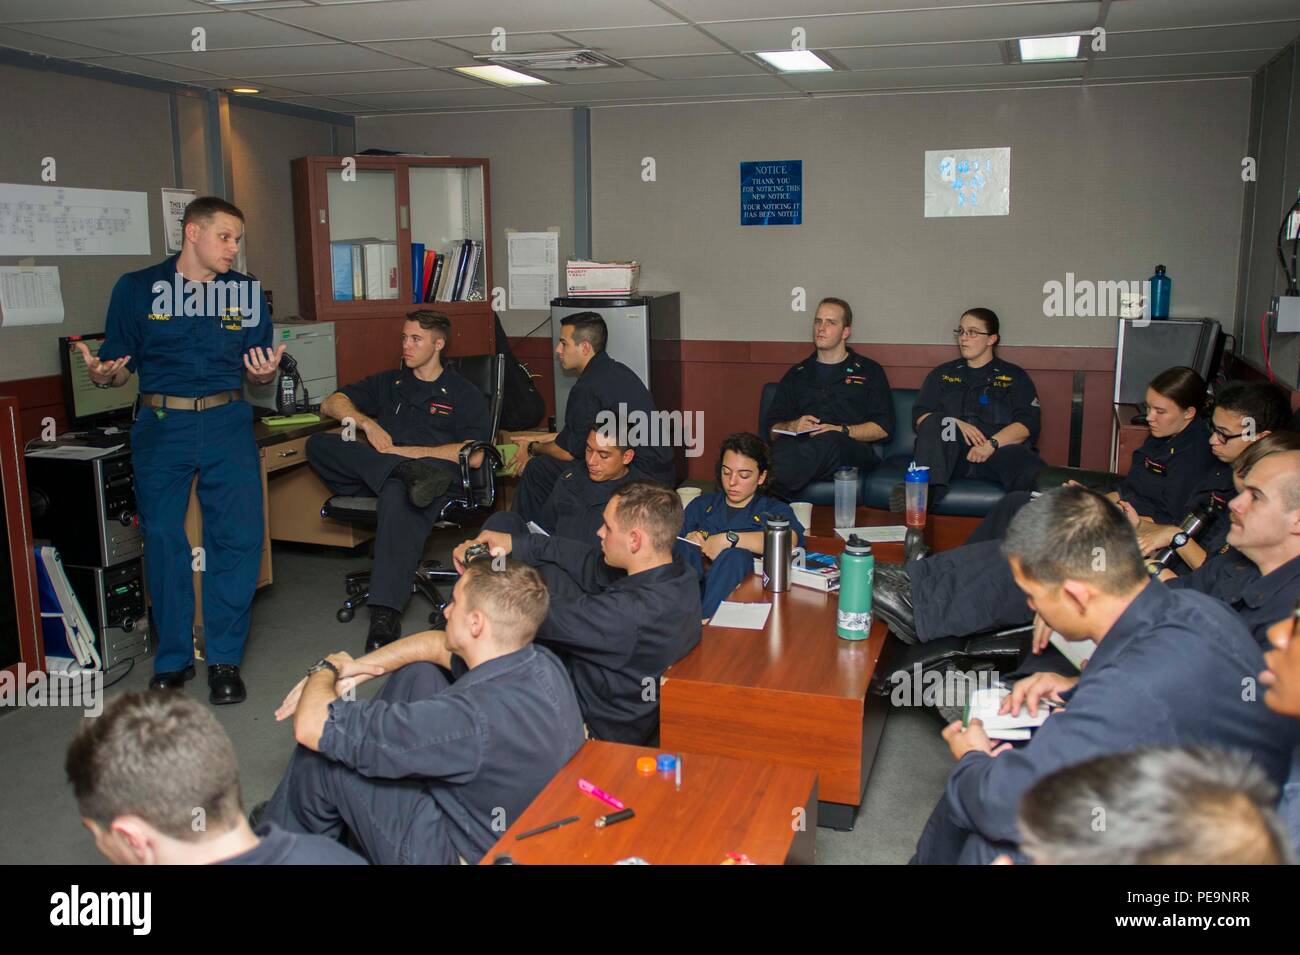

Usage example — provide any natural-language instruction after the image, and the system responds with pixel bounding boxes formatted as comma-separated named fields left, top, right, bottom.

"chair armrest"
left=458, top=441, right=503, bottom=495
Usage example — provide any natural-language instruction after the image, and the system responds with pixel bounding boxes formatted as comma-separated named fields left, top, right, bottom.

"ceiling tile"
left=14, top=11, right=328, bottom=53
left=1105, top=0, right=1300, bottom=32
left=242, top=67, right=475, bottom=94
left=828, top=41, right=1005, bottom=70
left=0, top=25, right=120, bottom=57
left=0, top=0, right=211, bottom=22
left=784, top=61, right=1085, bottom=92
left=522, top=73, right=792, bottom=103
left=1087, top=49, right=1276, bottom=78
left=338, top=86, right=548, bottom=110
left=702, top=4, right=1101, bottom=50
left=534, top=65, right=660, bottom=85
left=171, top=75, right=325, bottom=96
left=1104, top=21, right=1299, bottom=57
left=434, top=32, right=572, bottom=55
left=356, top=39, right=478, bottom=68
left=671, top=0, right=1039, bottom=16
left=257, top=0, right=680, bottom=42
left=257, top=95, right=372, bottom=114
left=75, top=54, right=226, bottom=83
left=552, top=24, right=729, bottom=57
left=151, top=42, right=415, bottom=74
left=624, top=53, right=768, bottom=79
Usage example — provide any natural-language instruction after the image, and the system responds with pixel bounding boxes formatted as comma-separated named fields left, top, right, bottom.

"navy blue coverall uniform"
left=306, top=366, right=490, bottom=612
left=911, top=581, right=1300, bottom=864
left=98, top=255, right=271, bottom=675
left=510, top=532, right=702, bottom=744
left=484, top=464, right=635, bottom=547
left=911, top=357, right=1044, bottom=494
left=763, top=347, right=895, bottom=497
left=514, top=350, right=676, bottom=521
left=676, top=491, right=806, bottom=619
left=263, top=644, right=584, bottom=864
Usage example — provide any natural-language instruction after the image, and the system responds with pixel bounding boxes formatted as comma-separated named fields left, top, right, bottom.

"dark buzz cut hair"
left=561, top=312, right=608, bottom=353
left=962, top=307, right=1000, bottom=339
left=65, top=693, right=243, bottom=841
left=406, top=309, right=452, bottom=344
left=1214, top=380, right=1292, bottom=434
left=1018, top=747, right=1291, bottom=865
left=611, top=480, right=682, bottom=553
left=1231, top=430, right=1300, bottom=511
left=1001, top=485, right=1147, bottom=594
left=1149, top=365, right=1207, bottom=414
left=716, top=432, right=772, bottom=489
left=459, top=559, right=549, bottom=650
left=818, top=296, right=853, bottom=327
left=181, top=195, right=245, bottom=228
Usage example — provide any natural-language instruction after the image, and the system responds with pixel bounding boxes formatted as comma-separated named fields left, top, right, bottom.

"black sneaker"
left=392, top=459, right=453, bottom=510
left=366, top=605, right=403, bottom=653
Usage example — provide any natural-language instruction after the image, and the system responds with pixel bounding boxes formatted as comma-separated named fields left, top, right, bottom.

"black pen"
left=515, top=815, right=579, bottom=841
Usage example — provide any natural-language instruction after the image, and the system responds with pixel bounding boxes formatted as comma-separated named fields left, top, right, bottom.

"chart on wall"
left=923, top=148, right=1010, bottom=218
left=0, top=182, right=150, bottom=255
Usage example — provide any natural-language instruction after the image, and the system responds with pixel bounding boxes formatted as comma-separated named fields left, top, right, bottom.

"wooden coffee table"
left=660, top=506, right=977, bottom=830
left=479, top=740, right=818, bottom=865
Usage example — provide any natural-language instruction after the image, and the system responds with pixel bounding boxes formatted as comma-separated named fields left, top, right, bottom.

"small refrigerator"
left=550, top=292, right=683, bottom=478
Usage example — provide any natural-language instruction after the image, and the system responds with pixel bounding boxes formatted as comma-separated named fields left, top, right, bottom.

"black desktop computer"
left=62, top=560, right=151, bottom=671
left=27, top=449, right=143, bottom=567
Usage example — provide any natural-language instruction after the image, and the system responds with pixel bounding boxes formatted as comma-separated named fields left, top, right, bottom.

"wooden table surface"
left=480, top=740, right=819, bottom=865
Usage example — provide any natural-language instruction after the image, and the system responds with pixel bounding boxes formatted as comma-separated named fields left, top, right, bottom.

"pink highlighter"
left=578, top=778, right=625, bottom=810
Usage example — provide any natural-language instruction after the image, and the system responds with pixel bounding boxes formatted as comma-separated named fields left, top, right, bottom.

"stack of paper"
left=963, top=685, right=1054, bottom=741
left=708, top=601, right=772, bottom=630
left=834, top=525, right=907, bottom=543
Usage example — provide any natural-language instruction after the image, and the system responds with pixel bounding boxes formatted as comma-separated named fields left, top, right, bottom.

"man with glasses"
left=895, top=308, right=1042, bottom=511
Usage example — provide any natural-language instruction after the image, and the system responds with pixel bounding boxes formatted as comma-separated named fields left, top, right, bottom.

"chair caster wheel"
left=345, top=582, right=363, bottom=596
left=337, top=608, right=354, bottom=623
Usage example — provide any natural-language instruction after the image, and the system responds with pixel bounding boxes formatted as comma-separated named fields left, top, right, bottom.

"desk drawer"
left=265, top=434, right=312, bottom=473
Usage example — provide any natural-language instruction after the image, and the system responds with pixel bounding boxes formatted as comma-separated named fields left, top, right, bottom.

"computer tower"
left=62, top=560, right=151, bottom=671
left=26, top=448, right=142, bottom=567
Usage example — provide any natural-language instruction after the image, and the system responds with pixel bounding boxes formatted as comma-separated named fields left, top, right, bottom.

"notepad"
left=963, top=685, right=1053, bottom=741
left=770, top=427, right=818, bottom=436
left=834, top=525, right=907, bottom=543
left=708, top=601, right=772, bottom=629
left=262, top=413, right=321, bottom=427
left=1049, top=631, right=1091, bottom=672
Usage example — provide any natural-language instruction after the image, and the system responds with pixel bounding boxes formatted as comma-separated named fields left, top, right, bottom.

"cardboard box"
left=566, top=259, right=640, bottom=296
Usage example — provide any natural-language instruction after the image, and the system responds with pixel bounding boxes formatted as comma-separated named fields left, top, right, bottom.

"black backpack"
left=492, top=312, right=547, bottom=431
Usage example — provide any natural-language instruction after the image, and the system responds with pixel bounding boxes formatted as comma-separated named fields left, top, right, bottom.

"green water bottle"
left=836, top=535, right=874, bottom=640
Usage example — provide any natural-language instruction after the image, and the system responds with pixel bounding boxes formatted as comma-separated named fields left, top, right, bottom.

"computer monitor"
left=1114, top=318, right=1223, bottom=405
left=59, top=334, right=139, bottom=428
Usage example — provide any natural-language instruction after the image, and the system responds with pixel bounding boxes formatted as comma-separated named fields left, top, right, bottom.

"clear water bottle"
left=1149, top=264, right=1171, bottom=320
left=833, top=466, right=858, bottom=529
left=836, top=535, right=874, bottom=640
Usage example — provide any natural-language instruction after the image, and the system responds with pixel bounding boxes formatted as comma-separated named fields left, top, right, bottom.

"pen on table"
left=578, top=778, right=625, bottom=810
left=595, top=808, right=635, bottom=828
left=676, top=753, right=682, bottom=791
left=515, top=815, right=580, bottom=841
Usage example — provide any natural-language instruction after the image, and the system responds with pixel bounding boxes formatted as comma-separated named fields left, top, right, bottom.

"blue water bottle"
left=1149, top=264, right=1171, bottom=320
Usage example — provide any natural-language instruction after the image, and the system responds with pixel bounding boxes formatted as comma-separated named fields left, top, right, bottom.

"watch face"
left=726, top=531, right=739, bottom=544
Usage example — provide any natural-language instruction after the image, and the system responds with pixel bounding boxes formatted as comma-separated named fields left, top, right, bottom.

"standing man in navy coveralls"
left=81, top=197, right=278, bottom=705
left=307, top=311, right=491, bottom=652
left=763, top=297, right=894, bottom=498
left=509, top=312, right=676, bottom=522
left=899, top=308, right=1043, bottom=509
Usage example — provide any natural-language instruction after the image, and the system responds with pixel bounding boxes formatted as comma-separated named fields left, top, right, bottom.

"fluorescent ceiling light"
left=454, top=64, right=548, bottom=86
left=754, top=50, right=833, bottom=72
left=229, top=87, right=260, bottom=94
left=1017, top=35, right=1081, bottom=62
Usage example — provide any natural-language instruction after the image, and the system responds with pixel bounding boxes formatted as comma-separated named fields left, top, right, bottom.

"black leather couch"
left=758, top=383, right=1007, bottom=517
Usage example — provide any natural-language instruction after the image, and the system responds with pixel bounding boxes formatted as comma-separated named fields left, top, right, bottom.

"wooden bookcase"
left=1, top=396, right=44, bottom=678
left=291, top=155, right=495, bottom=385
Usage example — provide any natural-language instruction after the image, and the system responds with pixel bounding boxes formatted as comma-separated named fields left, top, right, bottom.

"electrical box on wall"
left=1275, top=295, right=1300, bottom=333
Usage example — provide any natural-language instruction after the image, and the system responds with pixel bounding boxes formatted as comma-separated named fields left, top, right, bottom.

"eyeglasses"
left=1209, top=426, right=1247, bottom=443
left=953, top=328, right=991, bottom=339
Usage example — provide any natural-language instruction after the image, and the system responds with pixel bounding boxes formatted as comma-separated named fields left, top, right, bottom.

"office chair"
left=321, top=354, right=505, bottom=627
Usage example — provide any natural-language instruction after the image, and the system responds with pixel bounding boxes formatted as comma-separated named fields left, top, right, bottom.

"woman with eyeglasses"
left=898, top=308, right=1045, bottom=511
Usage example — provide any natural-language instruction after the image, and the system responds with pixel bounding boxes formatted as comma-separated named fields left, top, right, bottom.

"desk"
left=479, top=740, right=818, bottom=865
left=660, top=506, right=977, bottom=831
left=184, top=417, right=373, bottom=649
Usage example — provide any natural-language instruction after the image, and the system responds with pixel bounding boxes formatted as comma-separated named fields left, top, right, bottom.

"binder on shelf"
left=350, top=245, right=363, bottom=299
left=330, top=241, right=354, bottom=301
left=422, top=250, right=439, bottom=301
left=450, top=240, right=472, bottom=301
left=411, top=242, right=425, bottom=304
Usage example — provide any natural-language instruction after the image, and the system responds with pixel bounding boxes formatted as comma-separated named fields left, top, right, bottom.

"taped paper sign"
left=924, top=147, right=1010, bottom=218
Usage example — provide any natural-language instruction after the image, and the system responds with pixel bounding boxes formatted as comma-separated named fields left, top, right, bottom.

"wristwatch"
left=726, top=531, right=740, bottom=548
left=528, top=440, right=541, bottom=456
left=841, top=424, right=850, bottom=435
left=1171, top=531, right=1190, bottom=549
left=93, top=379, right=113, bottom=390
left=988, top=437, right=1000, bottom=450
left=307, top=658, right=339, bottom=679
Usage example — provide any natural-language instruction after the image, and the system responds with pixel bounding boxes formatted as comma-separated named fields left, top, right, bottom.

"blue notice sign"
left=740, top=160, right=802, bottom=226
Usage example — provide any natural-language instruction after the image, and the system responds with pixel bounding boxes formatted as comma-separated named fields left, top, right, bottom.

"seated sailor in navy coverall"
left=911, top=486, right=1300, bottom=865
left=307, top=311, right=491, bottom=652
left=1262, top=614, right=1300, bottom=857
left=763, top=297, right=895, bottom=498
left=264, top=559, right=585, bottom=865
left=677, top=432, right=805, bottom=621
left=480, top=427, right=636, bottom=547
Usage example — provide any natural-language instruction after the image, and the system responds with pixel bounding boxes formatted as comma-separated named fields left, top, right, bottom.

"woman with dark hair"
left=679, top=432, right=806, bottom=621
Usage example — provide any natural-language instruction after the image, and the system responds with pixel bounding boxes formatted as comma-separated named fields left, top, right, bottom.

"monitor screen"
left=60, top=334, right=139, bottom=427
left=1114, top=319, right=1221, bottom=405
